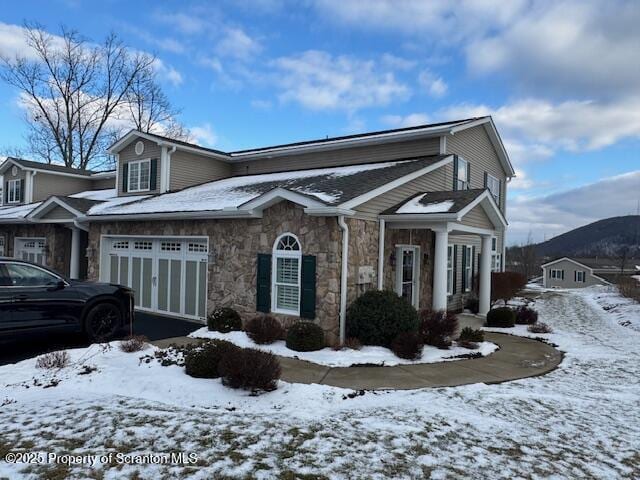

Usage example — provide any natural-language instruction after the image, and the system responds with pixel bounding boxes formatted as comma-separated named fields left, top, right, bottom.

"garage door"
left=102, top=236, right=208, bottom=320
left=15, top=238, right=46, bottom=265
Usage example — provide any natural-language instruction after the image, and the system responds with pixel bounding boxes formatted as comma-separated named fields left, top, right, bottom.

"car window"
left=5, top=263, right=60, bottom=287
left=0, top=264, right=10, bottom=287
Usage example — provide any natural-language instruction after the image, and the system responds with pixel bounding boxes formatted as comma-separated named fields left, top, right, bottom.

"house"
left=0, top=116, right=514, bottom=345
left=0, top=158, right=116, bottom=278
left=541, top=257, right=640, bottom=288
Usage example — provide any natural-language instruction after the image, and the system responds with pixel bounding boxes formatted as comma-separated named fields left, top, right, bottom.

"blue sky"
left=0, top=0, right=639, bottom=243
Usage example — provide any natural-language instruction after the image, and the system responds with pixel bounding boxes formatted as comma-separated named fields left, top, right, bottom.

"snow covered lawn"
left=189, top=328, right=498, bottom=367
left=1, top=286, right=639, bottom=479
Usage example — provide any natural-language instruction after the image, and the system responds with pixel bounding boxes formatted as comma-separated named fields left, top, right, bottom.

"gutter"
left=77, top=209, right=262, bottom=223
left=337, top=215, right=349, bottom=345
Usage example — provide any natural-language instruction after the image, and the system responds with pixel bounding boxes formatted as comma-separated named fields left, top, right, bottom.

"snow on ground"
left=189, top=328, right=497, bottom=367
left=1, top=288, right=639, bottom=479
left=573, top=284, right=640, bottom=332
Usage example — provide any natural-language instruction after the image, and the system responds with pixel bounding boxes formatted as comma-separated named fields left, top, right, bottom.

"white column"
left=432, top=229, right=449, bottom=311
left=479, top=234, right=493, bottom=316
left=69, top=227, right=81, bottom=279
left=377, top=219, right=385, bottom=290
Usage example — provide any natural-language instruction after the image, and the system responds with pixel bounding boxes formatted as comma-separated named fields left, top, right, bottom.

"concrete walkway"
left=152, top=332, right=563, bottom=390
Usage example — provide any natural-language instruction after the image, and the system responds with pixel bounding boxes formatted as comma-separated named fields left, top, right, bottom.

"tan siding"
left=460, top=204, right=493, bottom=229
left=355, top=165, right=450, bottom=215
left=543, top=259, right=607, bottom=288
left=33, top=173, right=91, bottom=202
left=117, top=138, right=162, bottom=196
left=446, top=125, right=508, bottom=210
left=2, top=166, right=26, bottom=205
left=45, top=205, right=75, bottom=220
left=90, top=177, right=116, bottom=190
left=231, top=137, right=441, bottom=175
left=170, top=150, right=232, bottom=191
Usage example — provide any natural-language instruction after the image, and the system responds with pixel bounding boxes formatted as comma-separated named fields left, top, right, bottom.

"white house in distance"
left=541, top=257, right=640, bottom=288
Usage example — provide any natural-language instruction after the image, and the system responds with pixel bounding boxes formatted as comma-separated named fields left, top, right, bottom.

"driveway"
left=0, top=311, right=201, bottom=366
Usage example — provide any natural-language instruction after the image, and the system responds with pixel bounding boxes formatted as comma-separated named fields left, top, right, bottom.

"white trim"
left=439, top=135, right=446, bottom=154
left=13, top=236, right=47, bottom=265
left=127, top=159, right=151, bottom=193
left=6, top=179, right=21, bottom=204
left=541, top=257, right=592, bottom=269
left=338, top=155, right=454, bottom=209
left=446, top=244, right=454, bottom=296
left=160, top=146, right=168, bottom=193
left=338, top=215, right=349, bottom=344
left=27, top=196, right=84, bottom=220
left=463, top=244, right=473, bottom=292
left=108, top=130, right=230, bottom=160
left=377, top=219, right=385, bottom=290
left=455, top=189, right=508, bottom=228
left=395, top=244, right=420, bottom=309
left=271, top=233, right=302, bottom=316
left=240, top=188, right=326, bottom=211
left=0, top=158, right=95, bottom=180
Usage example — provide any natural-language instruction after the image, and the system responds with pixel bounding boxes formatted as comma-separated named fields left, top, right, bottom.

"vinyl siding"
left=33, top=173, right=91, bottom=202
left=117, top=138, right=162, bottom=196
left=355, top=164, right=451, bottom=215
left=542, top=259, right=608, bottom=288
left=2, top=167, right=26, bottom=205
left=447, top=236, right=481, bottom=311
left=45, top=205, right=76, bottom=220
left=446, top=125, right=508, bottom=211
left=170, top=150, right=231, bottom=191
left=231, top=137, right=441, bottom=176
left=460, top=204, right=493, bottom=229
left=90, top=177, right=116, bottom=190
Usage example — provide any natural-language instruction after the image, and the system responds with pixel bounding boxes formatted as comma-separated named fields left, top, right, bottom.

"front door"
left=396, top=246, right=420, bottom=309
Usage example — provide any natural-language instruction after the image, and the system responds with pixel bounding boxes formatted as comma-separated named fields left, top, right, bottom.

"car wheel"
left=85, top=303, right=122, bottom=343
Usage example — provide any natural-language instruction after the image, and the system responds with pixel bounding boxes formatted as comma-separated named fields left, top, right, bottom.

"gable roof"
left=108, top=130, right=230, bottom=159
left=0, top=157, right=96, bottom=177
left=86, top=155, right=451, bottom=218
left=542, top=256, right=640, bottom=272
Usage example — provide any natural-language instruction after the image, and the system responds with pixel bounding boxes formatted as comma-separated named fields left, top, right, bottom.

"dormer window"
left=7, top=179, right=22, bottom=204
left=455, top=157, right=470, bottom=190
left=128, top=159, right=151, bottom=192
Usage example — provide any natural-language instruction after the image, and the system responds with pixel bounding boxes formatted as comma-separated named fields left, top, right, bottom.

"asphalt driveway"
left=0, top=311, right=202, bottom=366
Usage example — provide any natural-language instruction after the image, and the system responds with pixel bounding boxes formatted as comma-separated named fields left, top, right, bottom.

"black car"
left=0, top=258, right=134, bottom=342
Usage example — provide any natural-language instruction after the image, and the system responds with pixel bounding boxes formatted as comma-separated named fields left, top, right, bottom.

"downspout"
left=338, top=215, right=349, bottom=345
left=377, top=219, right=385, bottom=289
left=166, top=146, right=176, bottom=192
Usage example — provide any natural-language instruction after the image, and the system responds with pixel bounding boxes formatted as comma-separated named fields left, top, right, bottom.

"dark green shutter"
left=461, top=246, right=467, bottom=291
left=122, top=163, right=129, bottom=193
left=150, top=158, right=158, bottom=190
left=472, top=246, right=477, bottom=291
left=452, top=157, right=458, bottom=191
left=466, top=163, right=471, bottom=189
left=4, top=182, right=8, bottom=203
left=484, top=171, right=488, bottom=188
left=300, top=255, right=316, bottom=319
left=19, top=179, right=24, bottom=202
left=452, top=245, right=458, bottom=294
left=256, top=253, right=271, bottom=313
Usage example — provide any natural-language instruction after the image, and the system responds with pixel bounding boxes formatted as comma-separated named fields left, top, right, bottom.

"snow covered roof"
left=0, top=201, right=42, bottom=221
left=383, top=189, right=487, bottom=215
left=87, top=156, right=449, bottom=217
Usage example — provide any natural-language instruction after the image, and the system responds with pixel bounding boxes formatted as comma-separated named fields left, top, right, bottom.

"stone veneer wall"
left=346, top=217, right=380, bottom=304
left=0, top=224, right=71, bottom=275
left=87, top=201, right=344, bottom=344
left=382, top=228, right=435, bottom=311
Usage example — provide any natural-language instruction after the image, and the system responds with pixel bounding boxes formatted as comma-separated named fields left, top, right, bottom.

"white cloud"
left=153, top=11, right=208, bottom=35
left=250, top=99, right=272, bottom=110
left=380, top=53, right=416, bottom=71
left=418, top=70, right=448, bottom=98
left=190, top=123, right=218, bottom=146
left=215, top=27, right=261, bottom=60
left=0, top=22, right=67, bottom=60
left=271, top=50, right=410, bottom=112
left=507, top=170, right=640, bottom=244
left=381, top=113, right=430, bottom=128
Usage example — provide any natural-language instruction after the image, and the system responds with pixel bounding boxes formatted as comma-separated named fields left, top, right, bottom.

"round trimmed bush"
left=486, top=307, right=516, bottom=328
left=207, top=307, right=242, bottom=333
left=391, top=331, right=423, bottom=360
left=458, top=327, right=484, bottom=343
left=246, top=315, right=284, bottom=344
left=218, top=347, right=281, bottom=392
left=346, top=290, right=419, bottom=347
left=184, top=340, right=239, bottom=379
left=514, top=305, right=538, bottom=325
left=286, top=321, right=325, bottom=352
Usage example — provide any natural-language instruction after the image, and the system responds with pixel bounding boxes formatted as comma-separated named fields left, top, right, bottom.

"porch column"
left=69, top=227, right=81, bottom=279
left=432, top=228, right=449, bottom=311
left=479, top=234, right=492, bottom=316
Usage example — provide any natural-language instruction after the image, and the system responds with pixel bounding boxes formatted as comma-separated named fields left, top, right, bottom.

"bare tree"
left=0, top=23, right=187, bottom=170
left=506, top=231, right=541, bottom=280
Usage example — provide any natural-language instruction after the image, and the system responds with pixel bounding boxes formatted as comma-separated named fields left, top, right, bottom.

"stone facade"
left=346, top=217, right=380, bottom=303
left=0, top=223, right=71, bottom=275
left=87, top=201, right=344, bottom=344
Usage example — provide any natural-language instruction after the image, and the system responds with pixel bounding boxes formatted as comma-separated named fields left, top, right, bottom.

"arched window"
left=272, top=233, right=302, bottom=315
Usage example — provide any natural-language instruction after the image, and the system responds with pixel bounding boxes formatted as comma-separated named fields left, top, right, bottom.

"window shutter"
left=300, top=255, right=317, bottom=319
left=4, top=182, right=8, bottom=203
left=574, top=271, right=577, bottom=282
left=561, top=270, right=565, bottom=280
left=466, top=163, right=471, bottom=189
left=472, top=245, right=476, bottom=290
left=150, top=158, right=158, bottom=190
left=452, top=157, right=458, bottom=191
left=122, top=163, right=129, bottom=193
left=461, top=246, right=467, bottom=291
left=19, top=179, right=25, bottom=202
left=256, top=253, right=271, bottom=313
left=452, top=245, right=458, bottom=294
left=484, top=172, right=488, bottom=188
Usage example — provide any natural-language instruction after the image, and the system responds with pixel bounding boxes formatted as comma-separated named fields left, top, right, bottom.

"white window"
left=487, top=174, right=500, bottom=204
left=550, top=269, right=564, bottom=280
left=128, top=159, right=151, bottom=192
left=447, top=245, right=454, bottom=295
left=7, top=179, right=21, bottom=204
left=272, top=234, right=302, bottom=315
left=456, top=158, right=469, bottom=190
left=491, top=237, right=501, bottom=272
left=464, top=245, right=473, bottom=292
left=575, top=270, right=586, bottom=283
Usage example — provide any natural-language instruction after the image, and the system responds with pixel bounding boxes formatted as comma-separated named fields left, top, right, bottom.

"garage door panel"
left=185, top=260, right=198, bottom=316
left=198, top=261, right=207, bottom=318
left=158, top=259, right=169, bottom=312
left=170, top=260, right=182, bottom=314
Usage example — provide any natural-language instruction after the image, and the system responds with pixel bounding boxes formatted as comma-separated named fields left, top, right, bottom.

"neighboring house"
left=0, top=158, right=116, bottom=278
left=0, top=116, right=514, bottom=345
left=541, top=257, right=640, bottom=288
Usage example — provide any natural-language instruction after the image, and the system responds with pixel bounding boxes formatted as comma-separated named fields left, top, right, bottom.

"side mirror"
left=47, top=280, right=66, bottom=291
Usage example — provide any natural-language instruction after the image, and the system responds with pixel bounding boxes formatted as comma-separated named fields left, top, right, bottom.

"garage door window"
left=272, top=234, right=301, bottom=315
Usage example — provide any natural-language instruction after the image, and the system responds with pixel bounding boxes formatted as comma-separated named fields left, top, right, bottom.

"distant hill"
left=533, top=215, right=640, bottom=258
